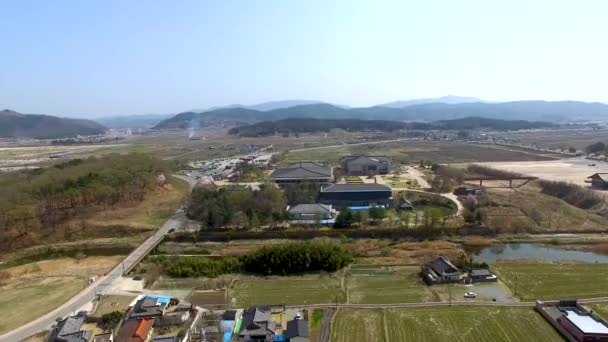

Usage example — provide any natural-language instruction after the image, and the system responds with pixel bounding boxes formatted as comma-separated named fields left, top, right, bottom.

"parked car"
left=464, top=292, right=477, bottom=298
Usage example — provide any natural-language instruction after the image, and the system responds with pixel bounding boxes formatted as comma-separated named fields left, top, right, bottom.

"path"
left=0, top=208, right=189, bottom=342
left=318, top=308, right=335, bottom=342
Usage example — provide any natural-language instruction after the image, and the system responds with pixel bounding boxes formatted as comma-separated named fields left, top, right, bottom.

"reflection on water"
left=468, top=243, right=608, bottom=264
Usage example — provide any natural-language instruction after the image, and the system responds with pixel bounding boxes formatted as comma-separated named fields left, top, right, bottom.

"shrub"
left=101, top=311, right=123, bottom=330
left=538, top=180, right=603, bottom=210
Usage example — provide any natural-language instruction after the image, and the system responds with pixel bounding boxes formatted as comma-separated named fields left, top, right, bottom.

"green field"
left=347, top=266, right=437, bottom=304
left=330, top=307, right=563, bottom=342
left=0, top=277, right=83, bottom=334
left=588, top=304, right=608, bottom=321
left=232, top=274, right=345, bottom=307
left=494, top=262, right=608, bottom=301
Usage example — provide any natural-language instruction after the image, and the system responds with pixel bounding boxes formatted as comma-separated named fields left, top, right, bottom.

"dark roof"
left=399, top=198, right=414, bottom=209
left=56, top=316, right=91, bottom=342
left=240, top=306, right=275, bottom=337
left=588, top=173, right=608, bottom=182
left=270, top=162, right=332, bottom=180
left=288, top=203, right=332, bottom=215
left=130, top=296, right=166, bottom=318
left=286, top=319, right=309, bottom=338
left=222, top=310, right=237, bottom=321
left=428, top=257, right=460, bottom=275
left=342, top=156, right=392, bottom=164
left=320, top=183, right=392, bottom=193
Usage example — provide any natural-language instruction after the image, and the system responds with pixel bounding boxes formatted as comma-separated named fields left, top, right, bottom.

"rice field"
left=494, top=262, right=608, bottom=301
left=330, top=307, right=563, bottom=342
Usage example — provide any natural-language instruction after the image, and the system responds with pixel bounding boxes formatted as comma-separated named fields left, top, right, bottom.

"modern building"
left=319, top=183, right=392, bottom=208
left=537, top=300, right=608, bottom=342
left=468, top=268, right=497, bottom=282
left=422, top=257, right=464, bottom=284
left=129, top=296, right=168, bottom=319
left=269, top=162, right=333, bottom=188
left=286, top=319, right=309, bottom=342
left=288, top=203, right=336, bottom=225
left=53, top=315, right=91, bottom=342
left=239, top=306, right=276, bottom=342
left=585, top=173, right=608, bottom=189
left=340, top=156, right=392, bottom=176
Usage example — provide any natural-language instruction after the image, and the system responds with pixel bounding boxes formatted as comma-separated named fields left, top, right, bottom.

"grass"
left=0, top=256, right=123, bottom=334
left=309, top=309, right=324, bottom=342
left=347, top=266, right=437, bottom=304
left=0, top=277, right=83, bottom=334
left=330, top=307, right=563, bottom=342
left=494, top=261, right=608, bottom=301
left=231, top=274, right=345, bottom=307
left=587, top=304, right=608, bottom=321
left=93, top=295, right=136, bottom=317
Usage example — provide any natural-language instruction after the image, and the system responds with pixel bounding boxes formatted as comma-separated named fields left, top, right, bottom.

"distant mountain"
left=154, top=100, right=608, bottom=130
left=380, top=95, right=484, bottom=108
left=0, top=109, right=107, bottom=139
left=96, top=113, right=173, bottom=129
left=246, top=100, right=325, bottom=111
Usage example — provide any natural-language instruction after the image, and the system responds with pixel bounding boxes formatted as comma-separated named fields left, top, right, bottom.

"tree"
left=369, top=206, right=387, bottom=220
left=334, top=209, right=355, bottom=228
left=101, top=311, right=123, bottom=330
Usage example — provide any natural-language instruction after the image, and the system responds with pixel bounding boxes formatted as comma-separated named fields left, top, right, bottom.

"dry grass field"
left=330, top=307, right=563, bottom=342
left=0, top=256, right=123, bottom=334
left=93, top=294, right=136, bottom=316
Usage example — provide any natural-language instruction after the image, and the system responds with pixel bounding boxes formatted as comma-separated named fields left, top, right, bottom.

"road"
left=0, top=210, right=187, bottom=342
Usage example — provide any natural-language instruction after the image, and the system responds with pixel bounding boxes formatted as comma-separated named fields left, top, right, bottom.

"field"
left=231, top=274, right=345, bottom=307
left=280, top=141, right=555, bottom=166
left=587, top=303, right=608, bottom=321
left=330, top=307, right=563, bottom=342
left=347, top=266, right=437, bottom=303
left=93, top=294, right=136, bottom=316
left=190, top=290, right=228, bottom=307
left=481, top=184, right=608, bottom=233
left=472, top=159, right=608, bottom=188
left=0, top=256, right=122, bottom=334
left=494, top=262, right=608, bottom=301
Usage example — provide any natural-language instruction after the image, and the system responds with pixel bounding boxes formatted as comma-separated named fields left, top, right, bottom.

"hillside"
left=96, top=113, right=172, bottom=129
left=229, top=117, right=554, bottom=137
left=379, top=95, right=484, bottom=108
left=154, top=101, right=608, bottom=129
left=0, top=109, right=106, bottom=139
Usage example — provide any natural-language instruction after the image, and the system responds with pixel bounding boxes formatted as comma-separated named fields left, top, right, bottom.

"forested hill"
left=0, top=154, right=169, bottom=253
left=228, top=117, right=554, bottom=136
left=0, top=109, right=107, bottom=139
left=153, top=101, right=608, bottom=129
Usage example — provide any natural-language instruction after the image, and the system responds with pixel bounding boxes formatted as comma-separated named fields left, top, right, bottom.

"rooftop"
left=270, top=162, right=332, bottom=179
left=286, top=319, right=309, bottom=338
left=321, top=183, right=392, bottom=193
left=428, top=257, right=460, bottom=275
left=562, top=308, right=608, bottom=334
left=288, top=203, right=332, bottom=214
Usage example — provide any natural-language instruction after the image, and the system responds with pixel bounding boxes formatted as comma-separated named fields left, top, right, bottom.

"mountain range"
left=153, top=100, right=608, bottom=130
left=0, top=109, right=106, bottom=139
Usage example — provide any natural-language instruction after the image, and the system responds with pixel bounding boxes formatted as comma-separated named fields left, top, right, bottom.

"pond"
left=468, top=243, right=608, bottom=264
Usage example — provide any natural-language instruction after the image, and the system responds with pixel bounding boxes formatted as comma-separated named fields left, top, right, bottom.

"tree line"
left=0, top=153, right=170, bottom=252
left=152, top=241, right=353, bottom=277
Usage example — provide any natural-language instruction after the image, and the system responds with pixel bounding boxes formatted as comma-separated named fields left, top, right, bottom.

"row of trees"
left=187, top=185, right=288, bottom=228
left=0, top=153, right=170, bottom=252
left=151, top=241, right=353, bottom=277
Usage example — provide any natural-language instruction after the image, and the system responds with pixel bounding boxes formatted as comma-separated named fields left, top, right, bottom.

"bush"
left=539, top=180, right=603, bottom=210
left=467, top=165, right=522, bottom=178
left=334, top=208, right=355, bottom=228
left=101, top=311, right=123, bottom=330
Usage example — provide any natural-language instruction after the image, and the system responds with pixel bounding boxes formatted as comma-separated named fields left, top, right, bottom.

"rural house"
left=585, top=173, right=608, bottom=189
left=319, top=183, right=393, bottom=208
left=129, top=296, right=168, bottom=319
left=288, top=203, right=336, bottom=225
left=468, top=268, right=497, bottom=282
left=116, top=318, right=155, bottom=342
left=422, top=257, right=464, bottom=284
left=53, top=315, right=91, bottom=342
left=340, top=156, right=392, bottom=176
left=286, top=318, right=310, bottom=342
left=239, top=306, right=276, bottom=342
left=269, top=162, right=333, bottom=188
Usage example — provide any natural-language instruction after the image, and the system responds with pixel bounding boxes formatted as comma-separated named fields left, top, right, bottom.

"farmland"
left=347, top=265, right=437, bottom=304
left=280, top=141, right=556, bottom=166
left=0, top=256, right=122, bottom=334
left=494, top=261, right=608, bottom=301
left=329, top=307, right=563, bottom=342
left=231, top=274, right=346, bottom=307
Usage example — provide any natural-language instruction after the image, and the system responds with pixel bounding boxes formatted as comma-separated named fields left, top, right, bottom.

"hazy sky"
left=1, top=0, right=607, bottom=117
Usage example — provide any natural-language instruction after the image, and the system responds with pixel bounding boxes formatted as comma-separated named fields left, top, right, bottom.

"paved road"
left=0, top=210, right=186, bottom=342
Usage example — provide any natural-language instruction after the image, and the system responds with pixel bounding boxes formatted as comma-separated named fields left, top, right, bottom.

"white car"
left=464, top=292, right=477, bottom=298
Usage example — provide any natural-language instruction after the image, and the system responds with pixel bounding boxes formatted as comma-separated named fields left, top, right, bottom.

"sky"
left=1, top=0, right=607, bottom=118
